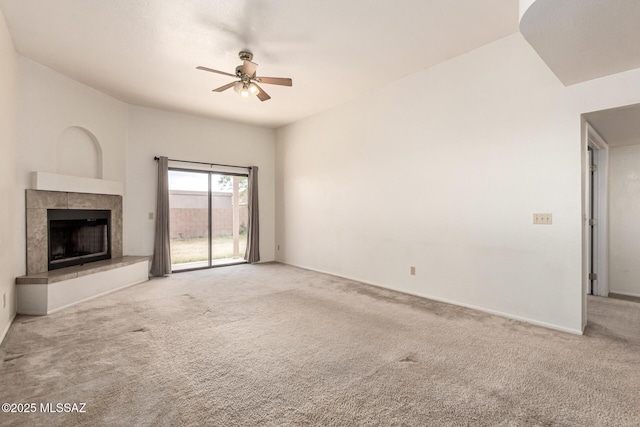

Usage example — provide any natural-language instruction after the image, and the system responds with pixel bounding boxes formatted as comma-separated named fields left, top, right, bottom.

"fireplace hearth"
left=47, top=209, right=111, bottom=270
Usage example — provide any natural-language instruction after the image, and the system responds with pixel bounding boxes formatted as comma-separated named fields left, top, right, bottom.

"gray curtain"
left=150, top=156, right=171, bottom=276
left=244, top=166, right=260, bottom=263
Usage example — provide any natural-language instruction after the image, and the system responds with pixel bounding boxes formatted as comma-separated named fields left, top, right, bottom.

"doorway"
left=582, top=103, right=640, bottom=329
left=168, top=168, right=248, bottom=271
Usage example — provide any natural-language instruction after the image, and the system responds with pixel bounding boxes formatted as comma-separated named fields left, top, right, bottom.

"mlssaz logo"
left=40, top=403, right=87, bottom=413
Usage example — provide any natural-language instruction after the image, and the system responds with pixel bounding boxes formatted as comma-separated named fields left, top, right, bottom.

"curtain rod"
left=154, top=156, right=250, bottom=170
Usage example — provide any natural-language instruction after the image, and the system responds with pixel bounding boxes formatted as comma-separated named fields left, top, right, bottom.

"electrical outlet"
left=410, top=266, right=416, bottom=275
left=533, top=213, right=552, bottom=225
left=2, top=293, right=5, bottom=309
left=277, top=245, right=280, bottom=251
left=148, top=212, right=154, bottom=220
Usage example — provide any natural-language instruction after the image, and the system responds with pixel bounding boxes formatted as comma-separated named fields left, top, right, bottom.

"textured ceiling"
left=584, top=104, right=640, bottom=148
left=0, top=0, right=518, bottom=128
left=520, top=0, right=640, bottom=86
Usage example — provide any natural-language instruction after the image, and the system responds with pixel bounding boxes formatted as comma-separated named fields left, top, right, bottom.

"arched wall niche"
left=56, top=126, right=103, bottom=179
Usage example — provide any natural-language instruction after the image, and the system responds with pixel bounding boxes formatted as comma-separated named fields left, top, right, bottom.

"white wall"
left=125, top=106, right=276, bottom=262
left=276, top=33, right=640, bottom=333
left=16, top=58, right=129, bottom=277
left=0, top=8, right=18, bottom=343
left=609, top=144, right=640, bottom=297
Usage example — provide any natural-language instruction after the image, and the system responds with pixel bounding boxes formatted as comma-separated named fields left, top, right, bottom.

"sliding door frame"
left=169, top=166, right=249, bottom=273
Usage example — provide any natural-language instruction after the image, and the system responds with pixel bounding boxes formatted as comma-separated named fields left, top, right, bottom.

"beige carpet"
left=1, top=263, right=639, bottom=426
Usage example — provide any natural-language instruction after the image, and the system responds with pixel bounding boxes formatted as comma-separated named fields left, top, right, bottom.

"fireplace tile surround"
left=25, top=189, right=123, bottom=275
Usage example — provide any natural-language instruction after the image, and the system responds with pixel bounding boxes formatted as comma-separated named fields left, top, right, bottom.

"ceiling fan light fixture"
left=197, top=51, right=292, bottom=102
left=240, top=83, right=250, bottom=98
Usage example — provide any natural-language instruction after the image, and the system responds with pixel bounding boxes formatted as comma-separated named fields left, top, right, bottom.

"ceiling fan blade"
left=212, top=81, right=238, bottom=92
left=256, top=76, right=293, bottom=86
left=196, top=66, right=236, bottom=78
left=242, top=60, right=258, bottom=77
left=254, top=83, right=271, bottom=102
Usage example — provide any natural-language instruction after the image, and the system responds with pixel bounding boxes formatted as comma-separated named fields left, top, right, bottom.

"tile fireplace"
left=25, top=190, right=123, bottom=275
left=18, top=188, right=148, bottom=316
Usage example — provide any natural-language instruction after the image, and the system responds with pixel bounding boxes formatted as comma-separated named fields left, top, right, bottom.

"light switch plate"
left=533, top=213, right=552, bottom=225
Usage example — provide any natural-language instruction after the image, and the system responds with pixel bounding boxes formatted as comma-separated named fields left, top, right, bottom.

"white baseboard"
left=0, top=312, right=17, bottom=346
left=281, top=261, right=583, bottom=336
left=609, top=290, right=640, bottom=298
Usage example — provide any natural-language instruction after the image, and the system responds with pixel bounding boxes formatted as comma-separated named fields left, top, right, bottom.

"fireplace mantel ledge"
left=32, top=172, right=124, bottom=196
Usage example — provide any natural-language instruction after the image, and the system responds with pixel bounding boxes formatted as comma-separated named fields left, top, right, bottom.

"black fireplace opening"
left=47, top=209, right=111, bottom=271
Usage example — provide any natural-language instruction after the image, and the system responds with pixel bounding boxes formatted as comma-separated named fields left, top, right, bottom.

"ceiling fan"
left=197, top=51, right=292, bottom=101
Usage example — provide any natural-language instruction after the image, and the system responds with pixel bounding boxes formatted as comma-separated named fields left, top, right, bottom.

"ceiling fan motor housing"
left=238, top=51, right=253, bottom=61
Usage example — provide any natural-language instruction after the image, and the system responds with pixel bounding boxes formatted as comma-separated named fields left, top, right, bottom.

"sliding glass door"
left=210, top=173, right=248, bottom=264
left=169, top=169, right=248, bottom=271
left=168, top=170, right=209, bottom=270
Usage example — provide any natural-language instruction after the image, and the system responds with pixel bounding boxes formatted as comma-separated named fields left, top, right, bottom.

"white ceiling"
left=0, top=0, right=518, bottom=128
left=584, top=104, right=640, bottom=148
left=520, top=0, right=640, bottom=86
